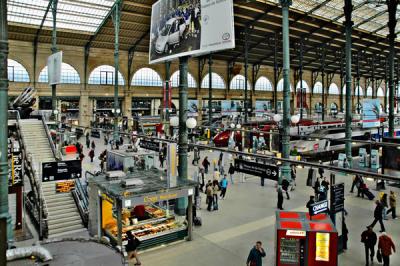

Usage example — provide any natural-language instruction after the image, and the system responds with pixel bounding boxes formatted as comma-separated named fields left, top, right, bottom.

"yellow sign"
left=315, top=232, right=330, bottom=261
left=101, top=193, right=114, bottom=204
left=56, top=180, right=75, bottom=193
left=144, top=193, right=178, bottom=203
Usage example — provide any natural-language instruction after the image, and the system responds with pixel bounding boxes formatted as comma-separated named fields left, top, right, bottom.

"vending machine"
left=276, top=211, right=338, bottom=266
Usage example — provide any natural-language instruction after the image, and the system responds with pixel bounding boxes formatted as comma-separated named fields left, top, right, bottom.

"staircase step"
left=48, top=210, right=81, bottom=221
left=45, top=196, right=74, bottom=206
left=47, top=204, right=77, bottom=214
left=48, top=224, right=85, bottom=236
left=48, top=215, right=81, bottom=226
left=46, top=201, right=76, bottom=211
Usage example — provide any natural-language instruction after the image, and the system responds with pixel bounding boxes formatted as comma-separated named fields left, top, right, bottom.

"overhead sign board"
left=42, top=160, right=82, bottom=182
left=310, top=200, right=329, bottom=216
left=149, top=0, right=235, bottom=64
left=8, top=151, right=23, bottom=187
left=139, top=139, right=160, bottom=152
left=234, top=158, right=279, bottom=180
left=47, top=51, right=63, bottom=85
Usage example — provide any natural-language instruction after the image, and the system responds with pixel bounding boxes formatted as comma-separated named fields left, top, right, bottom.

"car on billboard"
left=155, top=17, right=187, bottom=54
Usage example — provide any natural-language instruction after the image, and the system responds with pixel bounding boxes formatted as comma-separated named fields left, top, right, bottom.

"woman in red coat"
left=378, top=232, right=396, bottom=266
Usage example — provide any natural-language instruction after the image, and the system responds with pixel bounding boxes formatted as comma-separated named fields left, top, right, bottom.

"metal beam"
left=128, top=31, right=149, bottom=53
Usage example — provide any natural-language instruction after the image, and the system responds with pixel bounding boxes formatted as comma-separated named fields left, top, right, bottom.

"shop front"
left=88, top=171, right=196, bottom=250
left=92, top=97, right=124, bottom=129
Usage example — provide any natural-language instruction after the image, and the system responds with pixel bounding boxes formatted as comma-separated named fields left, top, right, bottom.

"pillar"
left=51, top=0, right=58, bottom=119
left=113, top=0, right=121, bottom=141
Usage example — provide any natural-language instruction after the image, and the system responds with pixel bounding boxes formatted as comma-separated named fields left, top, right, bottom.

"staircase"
left=19, top=119, right=85, bottom=237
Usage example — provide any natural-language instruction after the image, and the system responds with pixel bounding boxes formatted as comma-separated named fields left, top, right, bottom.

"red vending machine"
left=276, top=211, right=338, bottom=266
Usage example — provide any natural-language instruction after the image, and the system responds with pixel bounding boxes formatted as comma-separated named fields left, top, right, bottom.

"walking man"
left=246, top=241, right=266, bottom=266
left=361, top=226, right=377, bottom=266
left=281, top=178, right=290, bottom=200
left=387, top=191, right=397, bottom=219
left=228, top=163, right=235, bottom=185
left=378, top=232, right=396, bottom=266
left=369, top=200, right=386, bottom=232
left=277, top=185, right=284, bottom=210
left=220, top=175, right=228, bottom=199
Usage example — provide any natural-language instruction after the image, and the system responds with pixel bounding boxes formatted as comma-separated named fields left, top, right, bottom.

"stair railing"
left=72, top=178, right=89, bottom=227
left=40, top=114, right=61, bottom=160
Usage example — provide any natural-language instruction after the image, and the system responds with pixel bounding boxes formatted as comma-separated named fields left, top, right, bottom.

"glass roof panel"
left=7, top=0, right=115, bottom=33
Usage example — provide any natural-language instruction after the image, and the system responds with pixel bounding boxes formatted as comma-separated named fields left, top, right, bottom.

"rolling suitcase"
left=193, top=216, right=202, bottom=226
left=364, top=189, right=375, bottom=200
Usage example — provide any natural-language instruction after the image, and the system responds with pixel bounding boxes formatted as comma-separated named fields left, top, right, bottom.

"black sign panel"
left=234, top=158, right=279, bottom=180
left=8, top=151, right=23, bottom=187
left=91, top=130, right=101, bottom=138
left=310, top=200, right=329, bottom=216
left=330, top=183, right=345, bottom=214
left=42, top=160, right=82, bottom=182
left=139, top=139, right=160, bottom=152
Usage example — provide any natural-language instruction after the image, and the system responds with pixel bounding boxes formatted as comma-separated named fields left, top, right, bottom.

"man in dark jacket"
left=246, top=241, right=266, bottom=266
left=361, top=226, right=377, bottom=266
left=306, top=196, right=315, bottom=216
left=281, top=178, right=290, bottom=200
left=369, top=200, right=386, bottom=232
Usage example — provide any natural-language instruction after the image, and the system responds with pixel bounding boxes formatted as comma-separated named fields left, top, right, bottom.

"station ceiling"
left=7, top=0, right=400, bottom=80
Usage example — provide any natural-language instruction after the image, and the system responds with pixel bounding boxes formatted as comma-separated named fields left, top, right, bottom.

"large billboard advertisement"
left=362, top=99, right=380, bottom=128
left=188, top=99, right=199, bottom=116
left=149, top=0, right=235, bottom=64
left=221, top=100, right=242, bottom=115
left=255, top=101, right=271, bottom=117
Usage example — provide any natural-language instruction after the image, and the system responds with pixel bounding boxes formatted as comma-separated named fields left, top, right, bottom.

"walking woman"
left=125, top=231, right=141, bottom=265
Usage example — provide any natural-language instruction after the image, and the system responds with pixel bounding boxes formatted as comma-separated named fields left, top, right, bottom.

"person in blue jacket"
left=247, top=241, right=266, bottom=266
left=220, top=175, right=228, bottom=199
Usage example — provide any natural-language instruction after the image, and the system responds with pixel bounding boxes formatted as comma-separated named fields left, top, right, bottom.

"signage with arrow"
left=139, top=139, right=160, bottom=152
left=234, top=158, right=279, bottom=180
left=42, top=160, right=82, bottom=182
left=330, top=183, right=345, bottom=214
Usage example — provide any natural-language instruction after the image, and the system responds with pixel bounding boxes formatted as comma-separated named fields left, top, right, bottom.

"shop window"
left=255, top=76, right=272, bottom=91
left=131, top=68, right=163, bottom=87
left=89, top=65, right=125, bottom=85
left=170, top=71, right=197, bottom=88
left=230, top=75, right=251, bottom=90
left=38, top=62, right=80, bottom=84
left=201, top=73, right=225, bottom=89
left=7, top=59, right=30, bottom=82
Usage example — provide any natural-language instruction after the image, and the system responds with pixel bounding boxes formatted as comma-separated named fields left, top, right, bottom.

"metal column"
left=273, top=33, right=278, bottom=114
left=112, top=0, right=121, bottom=141
left=244, top=28, right=249, bottom=123
left=0, top=0, right=13, bottom=254
left=321, top=47, right=326, bottom=121
left=356, top=52, right=361, bottom=114
left=208, top=54, right=212, bottom=124
left=176, top=56, right=189, bottom=215
left=340, top=49, right=344, bottom=112
left=280, top=0, right=292, bottom=182
left=387, top=0, right=398, bottom=137
left=344, top=0, right=353, bottom=166
left=165, top=61, right=171, bottom=121
left=51, top=0, right=58, bottom=119
left=299, top=39, right=304, bottom=119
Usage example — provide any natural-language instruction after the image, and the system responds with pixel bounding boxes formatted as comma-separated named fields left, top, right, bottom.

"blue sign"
left=362, top=99, right=381, bottom=128
left=255, top=101, right=270, bottom=116
left=221, top=100, right=241, bottom=115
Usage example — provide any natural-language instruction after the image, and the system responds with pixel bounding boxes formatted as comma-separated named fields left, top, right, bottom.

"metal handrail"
left=41, top=115, right=61, bottom=160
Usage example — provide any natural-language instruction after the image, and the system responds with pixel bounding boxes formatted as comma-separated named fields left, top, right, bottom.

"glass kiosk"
left=88, top=170, right=197, bottom=250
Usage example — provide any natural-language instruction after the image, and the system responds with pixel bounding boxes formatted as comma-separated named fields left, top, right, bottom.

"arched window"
left=201, top=72, right=225, bottom=89
left=366, top=86, right=373, bottom=97
left=377, top=87, right=384, bottom=97
left=355, top=86, right=364, bottom=96
left=230, top=74, right=251, bottom=90
left=255, top=76, right=272, bottom=91
left=329, top=83, right=340, bottom=95
left=277, top=79, right=293, bottom=91
left=313, top=81, right=323, bottom=94
left=170, top=71, right=197, bottom=88
left=342, top=85, right=347, bottom=95
left=131, top=67, right=162, bottom=87
left=38, top=62, right=80, bottom=84
left=7, top=59, right=29, bottom=82
left=88, top=65, right=125, bottom=85
left=296, top=80, right=310, bottom=93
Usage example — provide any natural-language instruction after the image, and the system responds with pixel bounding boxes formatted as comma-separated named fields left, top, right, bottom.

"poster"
left=8, top=151, right=23, bottom=187
left=188, top=99, right=199, bottom=116
left=149, top=0, right=235, bottom=64
left=371, top=149, right=379, bottom=169
left=47, top=51, right=62, bottom=85
left=359, top=148, right=367, bottom=168
left=362, top=99, right=381, bottom=128
left=338, top=153, right=346, bottom=168
left=221, top=100, right=242, bottom=115
left=315, top=232, right=330, bottom=261
left=167, top=143, right=177, bottom=188
left=255, top=101, right=270, bottom=116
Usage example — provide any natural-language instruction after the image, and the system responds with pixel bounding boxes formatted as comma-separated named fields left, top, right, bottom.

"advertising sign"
left=362, top=99, right=381, bottom=128
left=371, top=149, right=379, bottom=169
left=330, top=183, right=345, bottom=214
left=42, top=160, right=82, bottom=182
left=8, top=151, right=23, bottom=187
left=234, top=158, right=279, bottom=180
left=139, top=139, right=161, bottom=152
left=359, top=148, right=368, bottom=168
left=255, top=101, right=270, bottom=117
left=221, top=100, right=242, bottom=115
left=188, top=100, right=199, bottom=117
left=315, top=232, right=330, bottom=261
left=310, top=200, right=329, bottom=216
left=47, top=51, right=63, bottom=85
left=56, top=180, right=75, bottom=193
left=167, top=143, right=178, bottom=188
left=338, top=153, right=346, bottom=168
left=122, top=188, right=193, bottom=207
left=149, top=0, right=235, bottom=64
